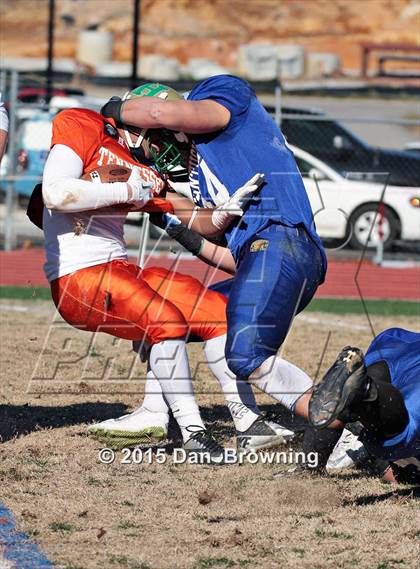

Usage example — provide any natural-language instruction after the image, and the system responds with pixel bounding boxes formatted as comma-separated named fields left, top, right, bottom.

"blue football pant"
left=211, top=224, right=325, bottom=379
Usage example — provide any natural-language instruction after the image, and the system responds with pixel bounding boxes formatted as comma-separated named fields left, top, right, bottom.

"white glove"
left=127, top=167, right=153, bottom=208
left=211, top=173, right=264, bottom=231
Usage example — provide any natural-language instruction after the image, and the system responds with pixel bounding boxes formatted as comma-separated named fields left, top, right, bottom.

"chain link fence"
left=1, top=71, right=419, bottom=253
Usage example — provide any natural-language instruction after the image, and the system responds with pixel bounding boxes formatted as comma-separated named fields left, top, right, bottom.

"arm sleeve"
left=188, top=75, right=253, bottom=120
left=42, top=144, right=130, bottom=212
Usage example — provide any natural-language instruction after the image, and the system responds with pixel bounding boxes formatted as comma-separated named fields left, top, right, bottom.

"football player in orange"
left=40, top=106, right=280, bottom=461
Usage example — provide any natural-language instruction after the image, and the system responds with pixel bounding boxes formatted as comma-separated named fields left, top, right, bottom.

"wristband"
left=166, top=224, right=204, bottom=256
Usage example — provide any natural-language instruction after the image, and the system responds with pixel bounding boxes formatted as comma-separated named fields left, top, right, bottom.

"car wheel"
left=348, top=204, right=399, bottom=250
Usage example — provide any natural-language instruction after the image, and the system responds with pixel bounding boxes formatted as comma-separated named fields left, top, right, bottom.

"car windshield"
left=294, top=155, right=314, bottom=177
left=294, top=152, right=338, bottom=179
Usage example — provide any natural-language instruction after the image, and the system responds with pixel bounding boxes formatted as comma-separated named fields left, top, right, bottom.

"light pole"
left=46, top=0, right=55, bottom=102
left=130, top=0, right=141, bottom=90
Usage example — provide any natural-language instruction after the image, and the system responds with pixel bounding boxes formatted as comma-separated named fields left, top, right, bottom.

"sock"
left=204, top=335, right=260, bottom=432
left=141, top=368, right=170, bottom=415
left=303, top=426, right=343, bottom=469
left=250, top=355, right=313, bottom=411
left=149, top=340, right=205, bottom=442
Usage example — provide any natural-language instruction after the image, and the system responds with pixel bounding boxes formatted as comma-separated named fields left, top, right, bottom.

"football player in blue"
left=101, top=76, right=327, bottom=416
left=309, top=328, right=420, bottom=481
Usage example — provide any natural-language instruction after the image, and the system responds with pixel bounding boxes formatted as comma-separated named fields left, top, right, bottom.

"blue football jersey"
left=365, top=328, right=420, bottom=460
left=187, top=75, right=326, bottom=272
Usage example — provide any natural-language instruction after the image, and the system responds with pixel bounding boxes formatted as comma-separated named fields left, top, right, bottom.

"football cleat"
left=309, top=346, right=367, bottom=429
left=88, top=407, right=169, bottom=450
left=236, top=417, right=295, bottom=454
left=183, top=428, right=225, bottom=465
left=326, top=428, right=368, bottom=472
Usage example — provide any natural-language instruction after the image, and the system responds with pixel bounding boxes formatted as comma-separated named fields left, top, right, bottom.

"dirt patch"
left=0, top=301, right=418, bottom=569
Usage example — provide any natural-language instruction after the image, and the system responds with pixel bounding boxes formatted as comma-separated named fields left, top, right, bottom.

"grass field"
left=0, top=298, right=419, bottom=569
left=1, top=285, right=419, bottom=316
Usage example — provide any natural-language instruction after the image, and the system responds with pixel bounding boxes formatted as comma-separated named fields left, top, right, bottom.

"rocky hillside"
left=1, top=0, right=419, bottom=72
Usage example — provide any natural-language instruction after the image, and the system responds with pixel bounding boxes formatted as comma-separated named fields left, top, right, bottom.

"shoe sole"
left=309, top=348, right=365, bottom=429
left=88, top=427, right=167, bottom=450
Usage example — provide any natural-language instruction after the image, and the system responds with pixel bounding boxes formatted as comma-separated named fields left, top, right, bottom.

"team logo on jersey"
left=89, top=170, right=101, bottom=182
left=250, top=239, right=269, bottom=252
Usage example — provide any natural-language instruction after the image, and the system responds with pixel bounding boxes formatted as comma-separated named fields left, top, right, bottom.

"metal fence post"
left=4, top=69, right=18, bottom=251
left=0, top=70, right=6, bottom=99
left=137, top=212, right=149, bottom=267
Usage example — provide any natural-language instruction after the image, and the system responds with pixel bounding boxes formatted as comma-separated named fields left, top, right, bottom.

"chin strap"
left=129, top=144, right=149, bottom=165
left=118, top=90, right=149, bottom=159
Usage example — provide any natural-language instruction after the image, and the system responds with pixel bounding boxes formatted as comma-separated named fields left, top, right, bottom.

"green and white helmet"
left=122, top=82, right=189, bottom=174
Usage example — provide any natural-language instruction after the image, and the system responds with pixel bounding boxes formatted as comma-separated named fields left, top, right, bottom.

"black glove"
left=101, top=96, right=124, bottom=123
left=149, top=212, right=204, bottom=256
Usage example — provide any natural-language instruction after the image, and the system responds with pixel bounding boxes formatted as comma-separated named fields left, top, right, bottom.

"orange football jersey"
left=51, top=108, right=169, bottom=210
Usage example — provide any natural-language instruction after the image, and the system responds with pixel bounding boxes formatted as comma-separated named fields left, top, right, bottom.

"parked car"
left=266, top=106, right=420, bottom=188
left=2, top=95, right=103, bottom=200
left=291, top=145, right=420, bottom=250
left=404, top=141, right=420, bottom=153
left=12, top=111, right=54, bottom=198
left=17, top=87, right=84, bottom=105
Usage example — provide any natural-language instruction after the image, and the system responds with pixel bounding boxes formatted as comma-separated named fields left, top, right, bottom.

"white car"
left=291, top=145, right=420, bottom=249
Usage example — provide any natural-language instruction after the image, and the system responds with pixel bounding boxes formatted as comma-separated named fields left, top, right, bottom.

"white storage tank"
left=307, top=52, right=341, bottom=78
left=237, top=44, right=278, bottom=81
left=138, top=55, right=181, bottom=81
left=77, top=30, right=113, bottom=67
left=186, top=58, right=228, bottom=81
left=275, top=45, right=305, bottom=79
left=95, top=61, right=132, bottom=78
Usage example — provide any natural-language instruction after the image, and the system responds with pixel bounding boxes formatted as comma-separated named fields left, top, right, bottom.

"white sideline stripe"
left=298, top=314, right=368, bottom=331
left=1, top=304, right=369, bottom=331
left=0, top=551, right=15, bottom=569
left=0, top=304, right=52, bottom=314
left=377, top=260, right=420, bottom=269
left=126, top=249, right=195, bottom=260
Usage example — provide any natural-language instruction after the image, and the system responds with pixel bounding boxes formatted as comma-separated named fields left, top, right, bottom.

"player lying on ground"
left=101, top=78, right=328, bottom=438
left=309, top=327, right=420, bottom=483
left=34, top=106, right=290, bottom=461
